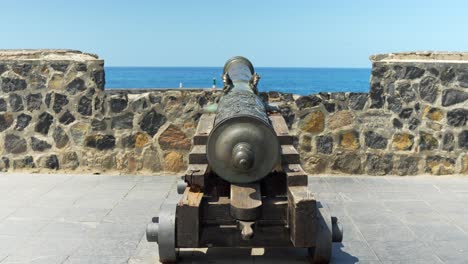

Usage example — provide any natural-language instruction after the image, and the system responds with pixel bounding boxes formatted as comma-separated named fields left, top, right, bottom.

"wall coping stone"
left=105, top=88, right=222, bottom=94
left=370, top=51, right=468, bottom=63
left=0, top=49, right=100, bottom=62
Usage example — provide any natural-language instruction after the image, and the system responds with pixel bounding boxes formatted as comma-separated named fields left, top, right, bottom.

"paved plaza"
left=0, top=173, right=467, bottom=263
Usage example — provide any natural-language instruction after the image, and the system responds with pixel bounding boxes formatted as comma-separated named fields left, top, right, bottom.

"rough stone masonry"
left=0, top=50, right=466, bottom=175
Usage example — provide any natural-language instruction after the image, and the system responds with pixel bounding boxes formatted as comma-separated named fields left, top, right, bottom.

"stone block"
left=365, top=154, right=393, bottom=175
left=459, top=130, right=468, bottom=149
left=85, top=135, right=116, bottom=151
left=111, top=113, right=134, bottom=129
left=365, top=131, right=388, bottom=149
left=35, top=112, right=53, bottom=135
left=462, top=155, right=468, bottom=174
left=392, top=133, right=414, bottom=151
left=425, top=156, right=455, bottom=175
left=299, top=110, right=325, bottom=133
left=66, top=78, right=86, bottom=94
left=316, top=135, right=333, bottom=154
left=419, top=76, right=439, bottom=103
left=447, top=108, right=468, bottom=127
left=424, top=107, right=444, bottom=121
left=5, top=134, right=27, bottom=154
left=394, top=155, right=420, bottom=175
left=419, top=132, right=438, bottom=151
left=158, top=124, right=191, bottom=150
left=295, top=95, right=322, bottom=109
left=339, top=131, right=360, bottom=150
left=53, top=126, right=69, bottom=149
left=31, top=137, right=52, bottom=152
left=139, top=110, right=166, bottom=137
left=26, top=93, right=42, bottom=111
left=9, top=93, right=24, bottom=112
left=163, top=151, right=185, bottom=172
left=442, top=89, right=468, bottom=106
left=327, top=110, right=353, bottom=130
left=0, top=113, right=14, bottom=132
left=332, top=153, right=362, bottom=174
left=15, top=113, right=32, bottom=131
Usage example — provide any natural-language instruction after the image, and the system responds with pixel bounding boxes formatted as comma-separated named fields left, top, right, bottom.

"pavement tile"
left=63, top=256, right=130, bottom=264
left=57, top=207, right=111, bottom=223
left=6, top=206, right=66, bottom=221
left=396, top=212, right=451, bottom=226
left=0, top=208, right=16, bottom=221
left=434, top=183, right=468, bottom=192
left=427, top=240, right=468, bottom=264
left=0, top=219, right=49, bottom=237
left=6, top=237, right=82, bottom=259
left=332, top=241, right=379, bottom=261
left=88, top=222, right=146, bottom=241
left=123, top=189, right=171, bottom=201
left=1, top=255, right=67, bottom=264
left=348, top=210, right=402, bottom=226
left=339, top=191, right=380, bottom=203
left=36, top=221, right=99, bottom=239
left=380, top=259, right=443, bottom=264
left=408, top=223, right=468, bottom=241
left=0, top=235, right=27, bottom=256
left=368, top=240, right=441, bottom=262
left=430, top=201, right=468, bottom=215
left=384, top=201, right=435, bottom=215
left=72, top=197, right=120, bottom=209
left=72, top=238, right=139, bottom=257
left=372, top=191, right=422, bottom=201
left=358, top=224, right=417, bottom=242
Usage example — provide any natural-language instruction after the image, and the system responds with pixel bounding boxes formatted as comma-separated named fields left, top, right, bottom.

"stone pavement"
left=0, top=173, right=467, bottom=264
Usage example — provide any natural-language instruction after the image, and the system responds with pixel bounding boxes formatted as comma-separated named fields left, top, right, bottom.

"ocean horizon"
left=105, top=67, right=371, bottom=95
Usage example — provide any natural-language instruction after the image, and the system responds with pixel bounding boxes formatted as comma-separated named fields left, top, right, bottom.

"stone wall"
left=0, top=50, right=466, bottom=175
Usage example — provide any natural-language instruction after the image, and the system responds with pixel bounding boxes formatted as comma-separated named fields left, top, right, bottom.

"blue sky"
left=2, top=0, right=467, bottom=67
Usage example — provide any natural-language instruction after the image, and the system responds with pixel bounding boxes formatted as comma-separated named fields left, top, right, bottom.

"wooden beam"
left=284, top=163, right=308, bottom=187
left=230, top=183, right=262, bottom=221
left=197, top=224, right=293, bottom=248
left=288, top=186, right=317, bottom=247
left=188, top=145, right=207, bottom=164
left=281, top=145, right=301, bottom=164
left=176, top=188, right=204, bottom=248
left=184, top=164, right=208, bottom=189
left=201, top=196, right=288, bottom=225
left=193, top=114, right=215, bottom=145
left=268, top=114, right=295, bottom=145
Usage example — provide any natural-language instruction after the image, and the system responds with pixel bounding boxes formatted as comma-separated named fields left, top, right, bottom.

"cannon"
left=146, top=57, right=343, bottom=263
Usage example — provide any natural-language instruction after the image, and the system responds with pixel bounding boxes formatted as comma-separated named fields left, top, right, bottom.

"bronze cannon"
left=146, top=57, right=343, bottom=263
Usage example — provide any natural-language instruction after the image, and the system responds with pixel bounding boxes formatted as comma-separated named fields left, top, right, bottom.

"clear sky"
left=2, top=0, right=467, bottom=67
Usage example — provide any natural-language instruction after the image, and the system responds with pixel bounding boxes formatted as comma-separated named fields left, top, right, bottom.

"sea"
left=105, top=67, right=371, bottom=95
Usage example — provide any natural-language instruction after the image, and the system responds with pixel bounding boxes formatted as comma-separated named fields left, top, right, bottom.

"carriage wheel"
left=147, top=200, right=178, bottom=263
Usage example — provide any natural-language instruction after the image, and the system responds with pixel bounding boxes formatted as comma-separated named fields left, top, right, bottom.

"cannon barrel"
left=206, top=57, right=280, bottom=183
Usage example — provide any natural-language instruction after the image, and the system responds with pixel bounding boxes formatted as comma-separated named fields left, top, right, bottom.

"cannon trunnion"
left=146, top=57, right=343, bottom=263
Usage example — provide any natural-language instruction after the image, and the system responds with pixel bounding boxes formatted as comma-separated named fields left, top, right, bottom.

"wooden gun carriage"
left=146, top=57, right=343, bottom=263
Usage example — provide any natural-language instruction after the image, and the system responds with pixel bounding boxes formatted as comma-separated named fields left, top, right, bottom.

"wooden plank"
left=176, top=188, right=203, bottom=248
left=284, top=163, right=308, bottom=187
left=197, top=224, right=293, bottom=248
left=230, top=183, right=262, bottom=221
left=281, top=145, right=300, bottom=164
left=184, top=164, right=208, bottom=189
left=288, top=186, right=317, bottom=247
left=202, top=196, right=288, bottom=224
left=193, top=114, right=215, bottom=145
left=268, top=114, right=294, bottom=145
left=188, top=145, right=207, bottom=164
